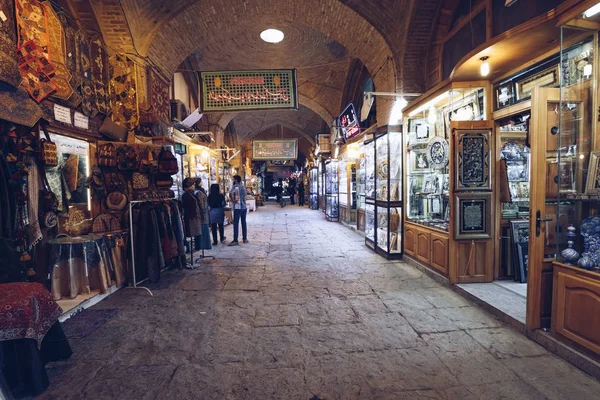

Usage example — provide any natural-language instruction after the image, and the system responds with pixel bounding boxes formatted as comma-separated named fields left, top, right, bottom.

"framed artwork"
left=495, top=82, right=514, bottom=110
left=516, top=242, right=529, bottom=284
left=426, top=136, right=449, bottom=170
left=455, top=192, right=492, bottom=240
left=585, top=151, right=600, bottom=194
left=455, top=129, right=492, bottom=191
left=412, top=149, right=430, bottom=171
left=515, top=65, right=559, bottom=101
left=422, top=174, right=436, bottom=194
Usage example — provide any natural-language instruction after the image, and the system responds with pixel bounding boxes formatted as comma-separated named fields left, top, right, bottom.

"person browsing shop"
left=208, top=183, right=227, bottom=245
left=228, top=175, right=248, bottom=245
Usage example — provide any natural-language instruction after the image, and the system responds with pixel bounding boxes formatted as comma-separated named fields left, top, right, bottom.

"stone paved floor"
left=41, top=204, right=600, bottom=399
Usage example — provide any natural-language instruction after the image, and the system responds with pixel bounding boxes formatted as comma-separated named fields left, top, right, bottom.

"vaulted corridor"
left=41, top=205, right=600, bottom=399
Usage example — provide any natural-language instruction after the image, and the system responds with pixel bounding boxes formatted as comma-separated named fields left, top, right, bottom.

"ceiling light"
left=480, top=56, right=490, bottom=77
left=389, top=97, right=408, bottom=125
left=260, top=29, right=284, bottom=43
left=583, top=3, right=600, bottom=18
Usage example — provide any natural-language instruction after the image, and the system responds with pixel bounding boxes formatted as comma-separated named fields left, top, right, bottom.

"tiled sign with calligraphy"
left=200, top=69, right=297, bottom=112
left=252, top=139, right=298, bottom=161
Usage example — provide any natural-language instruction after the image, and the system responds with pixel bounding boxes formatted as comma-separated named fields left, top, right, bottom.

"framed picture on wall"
left=515, top=65, right=559, bottom=101
left=412, top=149, right=430, bottom=171
left=585, top=151, right=600, bottom=194
left=495, top=82, right=514, bottom=110
left=455, top=192, right=492, bottom=240
left=516, top=242, right=529, bottom=284
left=455, top=129, right=492, bottom=191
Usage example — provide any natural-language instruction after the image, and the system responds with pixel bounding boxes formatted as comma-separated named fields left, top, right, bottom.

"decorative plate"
left=426, top=137, right=449, bottom=169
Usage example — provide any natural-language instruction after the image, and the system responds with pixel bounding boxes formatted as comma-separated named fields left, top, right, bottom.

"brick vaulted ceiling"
left=87, top=0, right=441, bottom=143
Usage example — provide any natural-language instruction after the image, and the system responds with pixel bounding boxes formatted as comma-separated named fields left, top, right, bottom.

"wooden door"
left=527, top=87, right=583, bottom=330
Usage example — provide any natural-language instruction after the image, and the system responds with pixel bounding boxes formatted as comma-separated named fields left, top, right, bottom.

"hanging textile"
left=59, top=14, right=81, bottom=88
left=14, top=0, right=58, bottom=103
left=90, top=37, right=110, bottom=115
left=41, top=1, right=76, bottom=102
left=26, top=160, right=42, bottom=248
left=0, top=87, right=44, bottom=127
left=0, top=0, right=22, bottom=88
left=76, top=31, right=97, bottom=118
left=109, top=55, right=138, bottom=129
left=147, top=66, right=170, bottom=123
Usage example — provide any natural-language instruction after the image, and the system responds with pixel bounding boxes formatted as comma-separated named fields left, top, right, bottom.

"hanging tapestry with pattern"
left=0, top=0, right=22, bottom=88
left=110, top=55, right=138, bottom=129
left=90, top=37, right=110, bottom=115
left=147, top=66, right=170, bottom=123
left=76, top=31, right=98, bottom=118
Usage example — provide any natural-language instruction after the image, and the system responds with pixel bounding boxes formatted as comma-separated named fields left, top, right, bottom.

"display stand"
left=127, top=198, right=175, bottom=296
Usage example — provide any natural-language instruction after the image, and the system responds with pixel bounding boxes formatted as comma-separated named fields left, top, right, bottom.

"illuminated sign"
left=200, top=70, right=298, bottom=112
left=252, top=139, right=298, bottom=160
left=338, top=103, right=361, bottom=141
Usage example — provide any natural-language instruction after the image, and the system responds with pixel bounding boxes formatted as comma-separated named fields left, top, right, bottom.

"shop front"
left=401, top=0, right=600, bottom=376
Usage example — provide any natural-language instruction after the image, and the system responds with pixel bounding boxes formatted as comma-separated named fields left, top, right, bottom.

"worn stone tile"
left=239, top=367, right=307, bottom=400
left=423, top=331, right=519, bottom=386
left=400, top=307, right=460, bottom=333
left=467, top=327, right=547, bottom=359
left=379, top=290, right=436, bottom=311
left=348, top=294, right=390, bottom=315
left=299, top=297, right=358, bottom=325
left=82, top=364, right=176, bottom=400
left=328, top=279, right=374, bottom=297
left=443, top=306, right=503, bottom=330
left=40, top=361, right=104, bottom=400
left=359, top=313, right=425, bottom=350
left=469, top=381, right=546, bottom=400
left=247, top=327, right=306, bottom=369
left=502, top=355, right=600, bottom=400
left=369, top=347, right=459, bottom=391
left=416, top=287, right=472, bottom=308
left=253, top=304, right=301, bottom=327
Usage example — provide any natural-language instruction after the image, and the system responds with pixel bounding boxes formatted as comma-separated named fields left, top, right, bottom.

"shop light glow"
left=584, top=63, right=593, bottom=77
left=427, top=105, right=437, bottom=124
left=408, top=92, right=449, bottom=117
left=583, top=3, right=600, bottom=18
left=480, top=56, right=490, bottom=77
left=389, top=97, right=408, bottom=125
left=260, top=29, right=284, bottom=43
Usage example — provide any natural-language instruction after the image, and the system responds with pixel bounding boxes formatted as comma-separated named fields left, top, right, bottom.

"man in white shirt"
left=228, top=175, right=248, bottom=245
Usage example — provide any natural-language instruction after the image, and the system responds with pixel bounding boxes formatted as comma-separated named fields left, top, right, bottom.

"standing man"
left=297, top=180, right=305, bottom=207
left=228, top=175, right=248, bottom=245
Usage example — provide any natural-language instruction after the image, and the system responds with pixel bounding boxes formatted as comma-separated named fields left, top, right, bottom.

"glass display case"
left=357, top=144, right=366, bottom=211
left=325, top=159, right=339, bottom=221
left=364, top=139, right=376, bottom=247
left=548, top=22, right=600, bottom=362
left=406, top=86, right=485, bottom=232
left=350, top=164, right=357, bottom=210
left=318, top=160, right=325, bottom=212
left=309, top=167, right=318, bottom=210
left=339, top=156, right=348, bottom=208
left=363, top=126, right=403, bottom=258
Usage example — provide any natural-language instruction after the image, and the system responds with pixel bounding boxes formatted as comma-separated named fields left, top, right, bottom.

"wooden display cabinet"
left=552, top=262, right=600, bottom=360
left=405, top=221, right=449, bottom=276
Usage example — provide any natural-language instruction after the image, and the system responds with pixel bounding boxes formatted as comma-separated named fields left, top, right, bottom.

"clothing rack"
left=128, top=198, right=175, bottom=296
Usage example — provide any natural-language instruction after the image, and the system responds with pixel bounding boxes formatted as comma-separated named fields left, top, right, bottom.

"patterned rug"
left=62, top=308, right=119, bottom=339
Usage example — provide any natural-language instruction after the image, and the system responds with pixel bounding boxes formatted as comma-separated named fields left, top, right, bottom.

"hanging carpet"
left=76, top=31, right=97, bottom=118
left=90, top=37, right=110, bottom=115
left=147, top=66, right=170, bottom=123
left=110, top=55, right=138, bottom=129
left=0, top=0, right=22, bottom=88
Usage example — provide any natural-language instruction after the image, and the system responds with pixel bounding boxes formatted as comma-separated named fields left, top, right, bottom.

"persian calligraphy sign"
left=200, top=69, right=297, bottom=112
left=252, top=139, right=298, bottom=161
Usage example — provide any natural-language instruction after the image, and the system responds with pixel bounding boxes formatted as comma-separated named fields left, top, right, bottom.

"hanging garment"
left=181, top=191, right=201, bottom=237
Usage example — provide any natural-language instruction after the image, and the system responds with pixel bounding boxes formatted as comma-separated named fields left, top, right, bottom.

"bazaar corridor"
left=40, top=205, right=600, bottom=400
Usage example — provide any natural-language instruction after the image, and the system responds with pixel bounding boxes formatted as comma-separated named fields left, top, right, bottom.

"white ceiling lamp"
left=583, top=3, right=600, bottom=18
left=480, top=56, right=490, bottom=77
left=389, top=97, right=408, bottom=125
left=260, top=29, right=285, bottom=43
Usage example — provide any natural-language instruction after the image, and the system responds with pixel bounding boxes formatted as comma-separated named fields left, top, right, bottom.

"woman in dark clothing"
left=207, top=183, right=226, bottom=245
